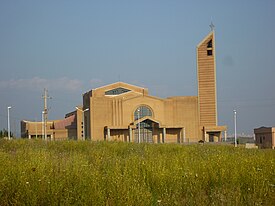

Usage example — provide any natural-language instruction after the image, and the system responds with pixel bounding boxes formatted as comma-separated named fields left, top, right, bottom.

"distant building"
left=21, top=29, right=227, bottom=142
left=254, top=127, right=275, bottom=149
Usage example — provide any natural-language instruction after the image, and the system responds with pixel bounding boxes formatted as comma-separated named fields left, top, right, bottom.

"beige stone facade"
left=254, top=127, right=275, bottom=149
left=82, top=82, right=200, bottom=142
left=21, top=30, right=227, bottom=142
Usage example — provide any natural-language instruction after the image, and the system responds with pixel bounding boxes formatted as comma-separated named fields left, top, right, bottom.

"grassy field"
left=0, top=140, right=274, bottom=205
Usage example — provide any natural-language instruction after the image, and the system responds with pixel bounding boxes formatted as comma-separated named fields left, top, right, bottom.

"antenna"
left=42, top=88, right=52, bottom=140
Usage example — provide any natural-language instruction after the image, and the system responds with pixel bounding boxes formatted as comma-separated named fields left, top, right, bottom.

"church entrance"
left=135, top=119, right=153, bottom=143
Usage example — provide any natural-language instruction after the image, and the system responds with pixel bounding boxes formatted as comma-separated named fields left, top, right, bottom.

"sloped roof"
left=54, top=114, right=76, bottom=129
left=93, top=81, right=146, bottom=91
left=87, top=81, right=149, bottom=98
left=197, top=31, right=214, bottom=48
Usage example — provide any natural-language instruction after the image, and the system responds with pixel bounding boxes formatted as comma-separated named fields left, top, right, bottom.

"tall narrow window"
left=207, top=40, right=212, bottom=48
left=207, top=39, right=213, bottom=56
left=134, top=106, right=154, bottom=143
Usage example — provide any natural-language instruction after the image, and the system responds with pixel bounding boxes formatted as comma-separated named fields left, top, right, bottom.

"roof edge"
left=93, top=81, right=146, bottom=91
left=196, top=31, right=214, bottom=48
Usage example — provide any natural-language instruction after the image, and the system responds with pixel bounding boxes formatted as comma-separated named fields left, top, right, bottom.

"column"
left=224, top=130, right=227, bottom=142
left=183, top=127, right=186, bottom=143
left=129, top=127, right=132, bottom=142
left=204, top=128, right=207, bottom=142
left=163, top=128, right=166, bottom=143
left=107, top=128, right=111, bottom=141
left=178, top=128, right=182, bottom=144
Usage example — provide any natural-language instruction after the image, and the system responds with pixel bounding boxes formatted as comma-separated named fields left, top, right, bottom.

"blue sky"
left=0, top=0, right=275, bottom=136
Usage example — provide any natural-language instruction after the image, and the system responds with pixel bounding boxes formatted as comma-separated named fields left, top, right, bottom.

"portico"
left=105, top=116, right=186, bottom=144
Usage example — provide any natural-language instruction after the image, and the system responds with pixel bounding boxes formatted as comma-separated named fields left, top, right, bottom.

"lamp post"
left=76, top=107, right=89, bottom=140
left=137, top=108, right=140, bottom=143
left=233, top=109, right=237, bottom=147
left=35, top=118, right=37, bottom=139
left=7, top=106, right=11, bottom=140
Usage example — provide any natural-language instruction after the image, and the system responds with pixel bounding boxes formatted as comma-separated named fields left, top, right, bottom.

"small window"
left=105, top=87, right=130, bottom=95
left=207, top=50, right=213, bottom=56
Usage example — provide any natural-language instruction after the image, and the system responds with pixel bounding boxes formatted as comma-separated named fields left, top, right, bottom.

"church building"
left=21, top=29, right=227, bottom=142
left=81, top=29, right=226, bottom=142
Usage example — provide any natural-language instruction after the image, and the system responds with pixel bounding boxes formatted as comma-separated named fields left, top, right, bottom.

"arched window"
left=134, top=106, right=154, bottom=143
left=134, top=106, right=152, bottom=120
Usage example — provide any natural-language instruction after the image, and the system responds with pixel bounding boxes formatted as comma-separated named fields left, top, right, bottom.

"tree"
left=0, top=129, right=13, bottom=138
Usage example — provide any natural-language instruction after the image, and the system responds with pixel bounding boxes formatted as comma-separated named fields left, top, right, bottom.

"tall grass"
left=0, top=139, right=274, bottom=205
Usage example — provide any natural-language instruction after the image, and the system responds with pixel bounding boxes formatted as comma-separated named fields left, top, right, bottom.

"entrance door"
left=207, top=132, right=220, bottom=142
left=209, top=133, right=214, bottom=142
left=135, top=119, right=153, bottom=143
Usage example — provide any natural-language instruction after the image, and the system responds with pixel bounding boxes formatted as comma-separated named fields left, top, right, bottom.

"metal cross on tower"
left=210, top=22, right=215, bottom=31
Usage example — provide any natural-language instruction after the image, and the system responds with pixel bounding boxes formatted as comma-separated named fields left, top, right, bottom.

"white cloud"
left=89, top=78, right=102, bottom=85
left=0, top=77, right=83, bottom=92
left=88, top=78, right=104, bottom=88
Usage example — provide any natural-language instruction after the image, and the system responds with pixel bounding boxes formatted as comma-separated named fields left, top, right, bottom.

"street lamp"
left=137, top=108, right=140, bottom=143
left=7, top=106, right=11, bottom=140
left=76, top=107, right=89, bottom=140
left=35, top=118, right=37, bottom=139
left=233, top=109, right=237, bottom=147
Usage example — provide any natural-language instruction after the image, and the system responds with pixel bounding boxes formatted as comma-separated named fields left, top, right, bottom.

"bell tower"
left=196, top=25, right=227, bottom=142
left=197, top=28, right=217, bottom=127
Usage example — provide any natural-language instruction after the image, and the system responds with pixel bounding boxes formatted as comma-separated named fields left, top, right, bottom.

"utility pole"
left=42, top=111, right=44, bottom=139
left=42, top=89, right=51, bottom=140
